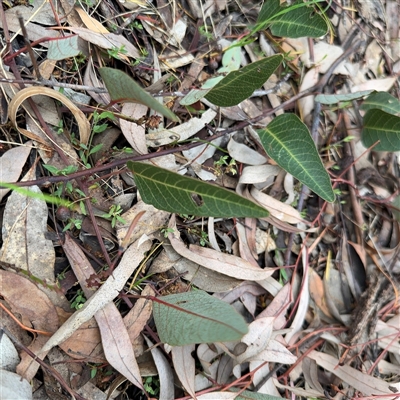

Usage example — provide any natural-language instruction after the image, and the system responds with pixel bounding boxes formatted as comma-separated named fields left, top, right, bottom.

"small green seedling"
left=101, top=204, right=126, bottom=228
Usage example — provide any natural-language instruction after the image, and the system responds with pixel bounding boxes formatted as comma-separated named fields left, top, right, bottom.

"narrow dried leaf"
left=250, top=187, right=304, bottom=224
left=168, top=216, right=273, bottom=281
left=67, top=27, right=141, bottom=59
left=96, top=304, right=144, bottom=390
left=143, top=336, right=175, bottom=400
left=75, top=7, right=109, bottom=33
left=62, top=235, right=145, bottom=389
left=227, top=138, right=267, bottom=165
left=171, top=345, right=196, bottom=398
left=37, top=239, right=151, bottom=358
left=308, top=350, right=397, bottom=395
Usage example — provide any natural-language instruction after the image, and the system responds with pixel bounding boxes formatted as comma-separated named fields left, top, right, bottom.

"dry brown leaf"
left=8, top=86, right=90, bottom=146
left=0, top=270, right=59, bottom=381
left=171, top=345, right=196, bottom=398
left=116, top=200, right=170, bottom=247
left=308, top=268, right=334, bottom=319
left=285, top=251, right=309, bottom=345
left=351, top=77, right=396, bottom=93
left=234, top=318, right=274, bottom=364
left=124, top=285, right=154, bottom=343
left=75, top=7, right=109, bottom=34
left=154, top=244, right=242, bottom=292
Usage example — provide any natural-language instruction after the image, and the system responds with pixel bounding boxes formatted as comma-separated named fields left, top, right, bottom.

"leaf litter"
left=0, top=0, right=399, bottom=399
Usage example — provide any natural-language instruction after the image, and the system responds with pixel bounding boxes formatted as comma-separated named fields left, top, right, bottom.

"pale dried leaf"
left=250, top=187, right=304, bottom=224
left=97, top=304, right=144, bottom=390
left=308, top=350, right=398, bottom=396
left=169, top=216, right=273, bottom=281
left=146, top=109, right=216, bottom=147
left=351, top=77, right=396, bottom=93
left=0, top=143, right=32, bottom=201
left=124, top=285, right=154, bottom=342
left=0, top=167, right=67, bottom=308
left=298, top=68, right=319, bottom=119
left=143, top=336, right=174, bottom=400
left=285, top=250, right=309, bottom=345
left=235, top=318, right=274, bottom=364
left=227, top=138, right=267, bottom=166
left=120, top=103, right=149, bottom=154
left=197, top=393, right=237, bottom=400
left=37, top=239, right=151, bottom=358
left=257, top=283, right=291, bottom=329
left=115, top=200, right=170, bottom=247
left=62, top=235, right=147, bottom=384
left=171, top=345, right=196, bottom=398
left=67, top=27, right=141, bottom=59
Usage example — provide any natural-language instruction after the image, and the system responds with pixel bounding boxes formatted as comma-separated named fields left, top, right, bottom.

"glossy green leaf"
left=99, top=68, right=179, bottom=121
left=153, top=291, right=248, bottom=346
left=127, top=162, right=269, bottom=218
left=361, top=92, right=400, bottom=115
left=257, top=114, right=335, bottom=203
left=257, top=0, right=328, bottom=38
left=362, top=109, right=400, bottom=151
left=315, top=90, right=374, bottom=105
left=204, top=55, right=283, bottom=107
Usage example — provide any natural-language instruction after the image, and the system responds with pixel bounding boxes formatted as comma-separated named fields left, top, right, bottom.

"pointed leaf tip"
left=128, top=161, right=269, bottom=218
left=257, top=114, right=335, bottom=203
left=99, top=67, right=180, bottom=122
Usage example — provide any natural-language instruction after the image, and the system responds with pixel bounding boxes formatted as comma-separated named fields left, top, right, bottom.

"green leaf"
left=48, top=35, right=80, bottom=61
left=127, top=161, right=269, bottom=218
left=257, top=114, right=335, bottom=202
left=153, top=291, right=248, bottom=346
left=230, top=388, right=283, bottom=400
left=315, top=90, right=374, bottom=105
left=257, top=0, right=328, bottom=38
left=204, top=55, right=283, bottom=107
left=99, top=68, right=179, bottom=122
left=362, top=109, right=400, bottom=151
left=361, top=92, right=400, bottom=115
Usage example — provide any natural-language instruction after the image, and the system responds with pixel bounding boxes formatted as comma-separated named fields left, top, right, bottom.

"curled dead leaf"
left=8, top=86, right=90, bottom=147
